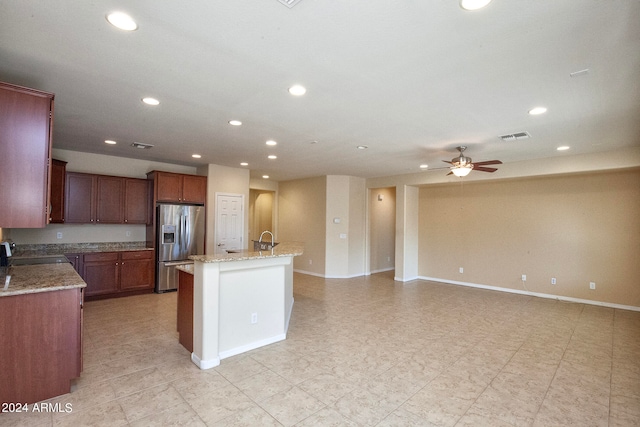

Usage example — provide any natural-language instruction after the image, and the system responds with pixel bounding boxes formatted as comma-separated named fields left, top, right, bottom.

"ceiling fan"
left=443, top=146, right=502, bottom=177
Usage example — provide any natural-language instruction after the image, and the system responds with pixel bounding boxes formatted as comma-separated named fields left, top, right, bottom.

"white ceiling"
left=1, top=0, right=639, bottom=181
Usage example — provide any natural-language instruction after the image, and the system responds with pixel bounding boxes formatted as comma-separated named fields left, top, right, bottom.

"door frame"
left=214, top=192, right=245, bottom=254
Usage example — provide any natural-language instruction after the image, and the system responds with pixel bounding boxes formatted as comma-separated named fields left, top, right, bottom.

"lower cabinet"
left=80, top=250, right=154, bottom=299
left=0, top=288, right=82, bottom=404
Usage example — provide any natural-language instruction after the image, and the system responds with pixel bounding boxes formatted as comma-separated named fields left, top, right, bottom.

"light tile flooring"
left=4, top=271, right=640, bottom=426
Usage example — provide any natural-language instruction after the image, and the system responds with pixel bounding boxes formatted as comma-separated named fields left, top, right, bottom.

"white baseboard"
left=419, top=276, right=640, bottom=312
left=395, top=275, right=419, bottom=282
left=370, top=267, right=394, bottom=275
left=218, top=333, right=287, bottom=360
left=294, top=269, right=325, bottom=277
left=191, top=352, right=220, bottom=370
left=294, top=269, right=365, bottom=279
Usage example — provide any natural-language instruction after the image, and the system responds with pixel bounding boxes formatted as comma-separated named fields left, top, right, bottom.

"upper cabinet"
left=49, top=159, right=67, bottom=223
left=65, top=172, right=150, bottom=224
left=0, top=81, right=54, bottom=228
left=148, top=171, right=207, bottom=204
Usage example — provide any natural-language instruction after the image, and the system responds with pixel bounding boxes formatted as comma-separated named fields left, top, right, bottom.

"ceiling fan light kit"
left=444, top=146, right=502, bottom=177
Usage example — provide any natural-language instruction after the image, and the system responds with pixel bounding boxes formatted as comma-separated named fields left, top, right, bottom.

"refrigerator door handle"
left=163, top=261, right=194, bottom=267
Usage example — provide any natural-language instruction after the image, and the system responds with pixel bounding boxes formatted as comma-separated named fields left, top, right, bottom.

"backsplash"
left=13, top=241, right=150, bottom=256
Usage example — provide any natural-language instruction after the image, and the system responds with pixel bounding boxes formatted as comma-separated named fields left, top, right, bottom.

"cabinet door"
left=120, top=251, right=154, bottom=291
left=0, top=82, right=53, bottom=228
left=65, top=253, right=83, bottom=274
left=124, top=178, right=149, bottom=224
left=96, top=176, right=124, bottom=223
left=182, top=175, right=207, bottom=204
left=49, top=159, right=67, bottom=223
left=156, top=172, right=182, bottom=202
left=83, top=252, right=119, bottom=296
left=65, top=173, right=95, bottom=223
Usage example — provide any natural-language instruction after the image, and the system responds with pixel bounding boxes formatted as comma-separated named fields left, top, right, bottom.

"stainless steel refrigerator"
left=155, top=204, right=205, bottom=293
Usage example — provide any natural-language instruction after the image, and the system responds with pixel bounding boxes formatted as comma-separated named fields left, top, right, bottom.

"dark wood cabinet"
left=0, top=287, right=82, bottom=404
left=0, top=81, right=54, bottom=228
left=49, top=159, right=67, bottom=223
left=83, top=252, right=119, bottom=296
left=120, top=251, right=154, bottom=291
left=149, top=170, right=207, bottom=204
left=96, top=175, right=124, bottom=223
left=124, top=178, right=151, bottom=224
left=65, top=252, right=83, bottom=274
left=65, top=173, right=149, bottom=224
left=82, top=250, right=154, bottom=299
left=65, top=172, right=95, bottom=223
left=177, top=270, right=194, bottom=352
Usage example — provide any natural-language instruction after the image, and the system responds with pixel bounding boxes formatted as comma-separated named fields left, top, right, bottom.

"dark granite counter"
left=13, top=241, right=152, bottom=257
left=0, top=263, right=86, bottom=297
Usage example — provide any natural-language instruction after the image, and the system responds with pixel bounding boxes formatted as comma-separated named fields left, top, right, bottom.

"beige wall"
left=202, top=164, right=250, bottom=254
left=7, top=149, right=197, bottom=245
left=369, top=187, right=396, bottom=273
left=278, top=176, right=327, bottom=275
left=249, top=190, right=275, bottom=243
left=348, top=176, right=367, bottom=277
left=418, top=168, right=640, bottom=308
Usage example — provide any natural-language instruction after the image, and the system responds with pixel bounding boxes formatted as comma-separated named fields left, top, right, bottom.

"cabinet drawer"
left=83, top=252, right=118, bottom=263
left=121, top=250, right=154, bottom=261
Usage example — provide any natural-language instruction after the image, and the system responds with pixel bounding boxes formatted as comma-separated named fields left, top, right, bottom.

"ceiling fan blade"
left=473, top=166, right=498, bottom=173
left=473, top=160, right=502, bottom=166
left=442, top=160, right=454, bottom=164
left=446, top=171, right=454, bottom=176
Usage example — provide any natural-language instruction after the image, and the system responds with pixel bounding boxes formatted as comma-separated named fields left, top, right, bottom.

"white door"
left=215, top=193, right=244, bottom=254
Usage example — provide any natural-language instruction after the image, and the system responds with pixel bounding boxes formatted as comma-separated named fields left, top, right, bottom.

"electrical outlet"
left=251, top=313, right=258, bottom=324
left=56, top=232, right=63, bottom=239
left=459, top=267, right=464, bottom=274
left=126, top=230, right=131, bottom=237
left=308, top=259, right=312, bottom=265
left=551, top=277, right=557, bottom=285
left=590, top=282, right=596, bottom=290
left=521, top=274, right=527, bottom=282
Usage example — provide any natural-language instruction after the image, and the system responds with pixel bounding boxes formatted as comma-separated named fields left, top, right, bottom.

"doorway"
left=369, top=187, right=396, bottom=274
left=214, top=193, right=244, bottom=254
left=249, top=189, right=275, bottom=243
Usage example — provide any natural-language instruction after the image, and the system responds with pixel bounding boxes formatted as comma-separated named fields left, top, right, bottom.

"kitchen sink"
left=9, top=255, right=70, bottom=266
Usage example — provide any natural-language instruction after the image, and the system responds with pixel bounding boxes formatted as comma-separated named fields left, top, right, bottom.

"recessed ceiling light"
left=192, top=154, right=201, bottom=159
left=357, top=145, right=368, bottom=150
left=557, top=146, right=570, bottom=151
left=266, top=140, right=277, bottom=146
left=240, top=162, right=249, bottom=166
left=420, top=164, right=429, bottom=169
left=528, top=107, right=547, bottom=115
left=106, top=12, right=138, bottom=31
left=460, top=0, right=492, bottom=10
left=142, top=97, right=159, bottom=106
left=268, top=155, right=277, bottom=159
left=229, top=120, right=242, bottom=126
left=262, top=175, right=270, bottom=179
left=288, top=85, right=306, bottom=96
left=104, top=140, right=117, bottom=145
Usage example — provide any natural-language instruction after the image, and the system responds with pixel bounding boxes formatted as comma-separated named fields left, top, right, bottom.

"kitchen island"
left=184, top=242, right=303, bottom=369
left=0, top=262, right=86, bottom=404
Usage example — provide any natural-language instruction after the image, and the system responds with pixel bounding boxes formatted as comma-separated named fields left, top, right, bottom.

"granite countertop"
left=13, top=242, right=153, bottom=257
left=176, top=264, right=194, bottom=274
left=190, top=242, right=304, bottom=264
left=1, top=263, right=86, bottom=297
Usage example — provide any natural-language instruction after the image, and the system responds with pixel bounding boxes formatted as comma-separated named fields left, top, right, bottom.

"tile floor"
left=3, top=271, right=640, bottom=426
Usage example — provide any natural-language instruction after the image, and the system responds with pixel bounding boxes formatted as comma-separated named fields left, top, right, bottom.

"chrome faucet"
left=258, top=230, right=274, bottom=246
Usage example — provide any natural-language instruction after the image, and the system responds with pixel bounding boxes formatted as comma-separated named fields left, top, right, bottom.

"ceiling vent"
left=499, top=131, right=531, bottom=142
left=277, top=0, right=303, bottom=8
left=131, top=142, right=154, bottom=149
